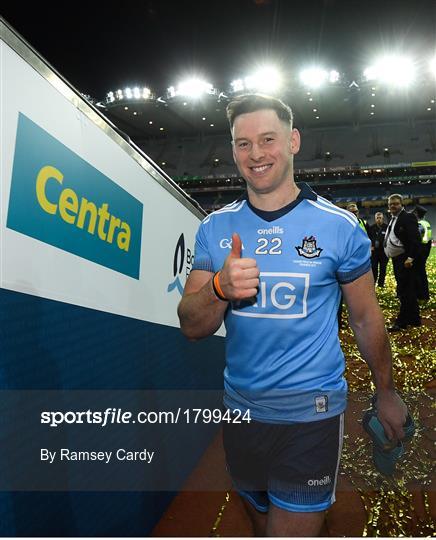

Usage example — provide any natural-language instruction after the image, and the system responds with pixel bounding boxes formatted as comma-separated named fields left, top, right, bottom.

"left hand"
left=404, top=257, right=413, bottom=268
left=376, top=390, right=408, bottom=441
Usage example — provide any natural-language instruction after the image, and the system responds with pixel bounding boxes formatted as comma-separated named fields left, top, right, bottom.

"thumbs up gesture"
left=219, top=233, right=260, bottom=301
left=229, top=231, right=243, bottom=259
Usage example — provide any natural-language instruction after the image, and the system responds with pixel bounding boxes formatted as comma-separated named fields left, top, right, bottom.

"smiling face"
left=231, top=108, right=300, bottom=200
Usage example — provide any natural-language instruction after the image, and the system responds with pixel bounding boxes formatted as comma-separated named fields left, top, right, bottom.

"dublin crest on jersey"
left=295, top=236, right=323, bottom=259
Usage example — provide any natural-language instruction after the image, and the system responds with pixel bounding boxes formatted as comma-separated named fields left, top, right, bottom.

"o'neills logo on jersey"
left=295, top=236, right=323, bottom=259
left=257, top=226, right=284, bottom=235
left=167, top=233, right=194, bottom=296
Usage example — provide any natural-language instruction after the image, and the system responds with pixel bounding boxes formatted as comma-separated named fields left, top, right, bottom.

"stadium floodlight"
left=363, top=65, right=377, bottom=81
left=329, top=70, right=340, bottom=83
left=300, top=67, right=328, bottom=88
left=173, top=78, right=213, bottom=98
left=231, top=66, right=282, bottom=93
left=363, top=55, right=416, bottom=86
left=251, top=66, right=282, bottom=92
left=109, top=86, right=152, bottom=102
left=231, top=79, right=244, bottom=92
left=243, top=75, right=257, bottom=90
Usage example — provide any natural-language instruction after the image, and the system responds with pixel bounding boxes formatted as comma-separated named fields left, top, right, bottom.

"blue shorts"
left=222, top=413, right=344, bottom=513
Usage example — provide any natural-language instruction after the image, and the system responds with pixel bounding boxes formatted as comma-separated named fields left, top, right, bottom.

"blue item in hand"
left=362, top=399, right=415, bottom=476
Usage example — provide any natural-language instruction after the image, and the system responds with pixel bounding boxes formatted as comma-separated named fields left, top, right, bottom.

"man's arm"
left=177, top=233, right=260, bottom=340
left=341, top=271, right=407, bottom=440
left=177, top=269, right=228, bottom=340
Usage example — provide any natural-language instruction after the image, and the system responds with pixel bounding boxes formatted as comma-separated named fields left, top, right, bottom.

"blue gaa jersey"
left=192, top=183, right=371, bottom=423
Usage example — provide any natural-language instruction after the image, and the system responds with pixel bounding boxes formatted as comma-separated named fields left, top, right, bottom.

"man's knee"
left=266, top=504, right=326, bottom=537
left=241, top=497, right=267, bottom=537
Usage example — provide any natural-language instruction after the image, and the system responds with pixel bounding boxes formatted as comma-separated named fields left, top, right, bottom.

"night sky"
left=2, top=0, right=436, bottom=99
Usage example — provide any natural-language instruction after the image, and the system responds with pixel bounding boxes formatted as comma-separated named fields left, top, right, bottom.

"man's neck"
left=248, top=181, right=300, bottom=211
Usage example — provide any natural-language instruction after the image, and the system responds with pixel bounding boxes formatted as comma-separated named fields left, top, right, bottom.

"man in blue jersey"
left=177, top=94, right=408, bottom=537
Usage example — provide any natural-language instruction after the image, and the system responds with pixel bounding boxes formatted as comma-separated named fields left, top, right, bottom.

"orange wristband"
left=212, top=271, right=227, bottom=301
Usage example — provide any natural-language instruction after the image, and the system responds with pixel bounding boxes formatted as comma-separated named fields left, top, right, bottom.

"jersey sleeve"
left=336, top=224, right=371, bottom=284
left=191, top=221, right=214, bottom=273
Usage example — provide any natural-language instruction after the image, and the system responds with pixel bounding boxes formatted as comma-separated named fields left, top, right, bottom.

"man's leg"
left=422, top=242, right=431, bottom=300
left=266, top=414, right=343, bottom=537
left=397, top=264, right=420, bottom=325
left=222, top=419, right=271, bottom=536
left=378, top=253, right=388, bottom=287
left=267, top=506, right=325, bottom=537
left=224, top=415, right=342, bottom=537
left=414, top=250, right=426, bottom=300
left=241, top=497, right=267, bottom=537
left=371, top=254, right=378, bottom=284
left=416, top=244, right=430, bottom=300
left=392, top=255, right=401, bottom=297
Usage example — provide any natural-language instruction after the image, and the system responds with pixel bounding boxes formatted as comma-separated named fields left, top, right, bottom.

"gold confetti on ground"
left=210, top=252, right=435, bottom=537
left=340, top=249, right=435, bottom=537
left=210, top=491, right=231, bottom=537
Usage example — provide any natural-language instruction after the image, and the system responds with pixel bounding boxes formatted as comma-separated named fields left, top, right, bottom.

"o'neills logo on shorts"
left=7, top=113, right=143, bottom=279
left=307, top=475, right=331, bottom=486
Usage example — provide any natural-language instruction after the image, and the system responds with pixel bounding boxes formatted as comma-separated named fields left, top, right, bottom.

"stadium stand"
left=138, top=121, right=436, bottom=177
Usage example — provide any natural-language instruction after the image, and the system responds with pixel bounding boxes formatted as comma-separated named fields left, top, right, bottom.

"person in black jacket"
left=369, top=212, right=389, bottom=287
left=384, top=194, right=421, bottom=331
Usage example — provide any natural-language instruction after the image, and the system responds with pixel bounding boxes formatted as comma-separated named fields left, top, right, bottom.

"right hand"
left=376, top=390, right=408, bottom=442
left=218, top=233, right=260, bottom=301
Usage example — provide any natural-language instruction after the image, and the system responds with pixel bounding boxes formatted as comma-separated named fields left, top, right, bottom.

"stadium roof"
left=3, top=0, right=436, bottom=138
left=98, top=77, right=436, bottom=139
